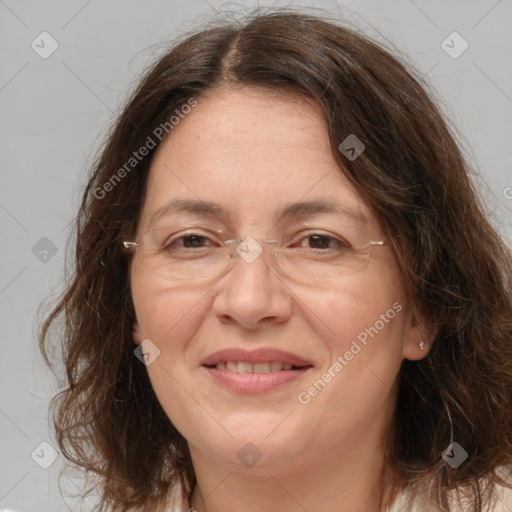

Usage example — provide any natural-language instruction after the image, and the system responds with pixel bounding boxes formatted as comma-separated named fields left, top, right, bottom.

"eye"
left=291, top=233, right=351, bottom=251
left=163, top=233, right=217, bottom=250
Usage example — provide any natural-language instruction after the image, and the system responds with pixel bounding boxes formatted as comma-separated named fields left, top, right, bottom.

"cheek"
left=131, top=269, right=210, bottom=351
left=130, top=274, right=215, bottom=434
left=302, top=272, right=407, bottom=400
left=299, top=271, right=406, bottom=352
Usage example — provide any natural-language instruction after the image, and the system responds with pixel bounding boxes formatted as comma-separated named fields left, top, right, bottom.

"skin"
left=130, top=86, right=430, bottom=512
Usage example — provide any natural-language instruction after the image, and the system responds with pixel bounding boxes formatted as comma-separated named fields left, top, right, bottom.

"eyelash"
left=162, top=232, right=351, bottom=251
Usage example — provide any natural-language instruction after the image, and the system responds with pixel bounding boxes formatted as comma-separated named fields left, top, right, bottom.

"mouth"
left=201, top=348, right=314, bottom=393
left=204, top=361, right=311, bottom=373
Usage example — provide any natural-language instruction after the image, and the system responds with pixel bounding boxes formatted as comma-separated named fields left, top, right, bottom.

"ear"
left=132, top=320, right=142, bottom=345
left=402, top=305, right=434, bottom=361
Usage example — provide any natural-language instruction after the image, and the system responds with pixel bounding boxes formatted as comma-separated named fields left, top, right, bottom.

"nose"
left=211, top=238, right=293, bottom=331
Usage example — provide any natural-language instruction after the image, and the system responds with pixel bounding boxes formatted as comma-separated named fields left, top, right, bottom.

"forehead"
left=140, top=87, right=377, bottom=230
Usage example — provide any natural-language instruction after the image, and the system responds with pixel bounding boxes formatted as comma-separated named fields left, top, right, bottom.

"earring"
left=419, top=341, right=425, bottom=350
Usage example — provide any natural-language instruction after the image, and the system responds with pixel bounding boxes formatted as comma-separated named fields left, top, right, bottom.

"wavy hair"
left=39, top=9, right=512, bottom=511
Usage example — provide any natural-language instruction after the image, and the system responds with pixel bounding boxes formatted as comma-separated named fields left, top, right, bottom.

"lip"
left=203, top=366, right=312, bottom=393
left=201, top=348, right=314, bottom=394
left=201, top=348, right=312, bottom=367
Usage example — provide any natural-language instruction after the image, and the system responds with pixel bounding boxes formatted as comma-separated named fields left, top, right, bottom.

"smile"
left=209, top=361, right=303, bottom=372
left=203, top=363, right=313, bottom=393
left=201, top=348, right=314, bottom=393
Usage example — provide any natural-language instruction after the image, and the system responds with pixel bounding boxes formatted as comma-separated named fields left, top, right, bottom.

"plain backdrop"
left=1, top=0, right=511, bottom=510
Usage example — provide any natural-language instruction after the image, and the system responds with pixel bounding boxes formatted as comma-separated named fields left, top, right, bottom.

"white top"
left=1, top=483, right=510, bottom=511
left=161, top=483, right=512, bottom=511
left=388, top=484, right=512, bottom=512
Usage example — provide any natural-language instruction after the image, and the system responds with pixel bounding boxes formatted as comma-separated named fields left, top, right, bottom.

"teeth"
left=214, top=361, right=298, bottom=373
left=226, top=361, right=237, bottom=372
left=253, top=362, right=270, bottom=373
left=237, top=362, right=253, bottom=373
left=270, top=361, right=283, bottom=372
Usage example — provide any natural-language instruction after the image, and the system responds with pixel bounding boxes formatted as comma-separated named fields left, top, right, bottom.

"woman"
left=39, top=10, right=512, bottom=512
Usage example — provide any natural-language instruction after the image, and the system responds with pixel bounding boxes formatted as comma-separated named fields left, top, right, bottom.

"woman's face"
left=130, top=87, right=427, bottom=475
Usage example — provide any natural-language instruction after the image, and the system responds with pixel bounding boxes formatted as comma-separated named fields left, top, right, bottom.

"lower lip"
left=203, top=366, right=312, bottom=393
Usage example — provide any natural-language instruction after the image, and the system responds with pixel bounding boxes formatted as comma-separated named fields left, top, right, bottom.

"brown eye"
left=307, top=234, right=332, bottom=249
left=180, top=235, right=209, bottom=248
left=163, top=233, right=215, bottom=250
left=291, top=233, right=351, bottom=251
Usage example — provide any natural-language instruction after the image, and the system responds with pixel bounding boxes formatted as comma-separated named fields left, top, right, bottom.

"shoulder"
left=151, top=483, right=189, bottom=512
left=388, top=482, right=512, bottom=512
left=492, top=483, right=512, bottom=511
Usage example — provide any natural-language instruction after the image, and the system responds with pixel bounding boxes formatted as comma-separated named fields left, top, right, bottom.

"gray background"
left=1, top=0, right=511, bottom=510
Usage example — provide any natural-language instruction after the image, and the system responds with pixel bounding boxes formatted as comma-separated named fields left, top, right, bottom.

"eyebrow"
left=148, top=198, right=368, bottom=227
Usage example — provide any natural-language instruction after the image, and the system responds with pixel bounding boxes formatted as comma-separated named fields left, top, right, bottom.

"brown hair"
left=39, top=9, right=512, bottom=511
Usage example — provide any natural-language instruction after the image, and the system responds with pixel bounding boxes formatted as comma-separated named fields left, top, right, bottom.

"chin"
left=187, top=411, right=314, bottom=471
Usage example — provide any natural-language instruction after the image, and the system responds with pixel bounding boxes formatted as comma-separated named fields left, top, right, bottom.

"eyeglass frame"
left=122, top=234, right=389, bottom=282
